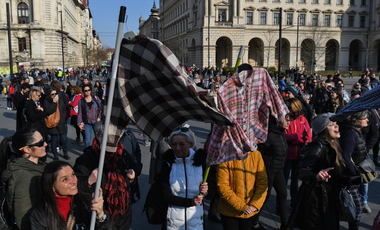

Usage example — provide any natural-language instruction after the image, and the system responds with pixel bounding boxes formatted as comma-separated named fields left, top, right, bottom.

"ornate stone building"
left=141, top=0, right=380, bottom=71
left=0, top=0, right=101, bottom=70
left=139, top=1, right=160, bottom=40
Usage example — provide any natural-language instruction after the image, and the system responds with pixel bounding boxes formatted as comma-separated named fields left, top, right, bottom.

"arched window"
left=18, top=3, right=29, bottom=24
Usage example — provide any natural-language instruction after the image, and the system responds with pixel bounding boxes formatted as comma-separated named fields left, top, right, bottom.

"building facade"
left=139, top=1, right=160, bottom=40
left=141, top=0, right=380, bottom=71
left=0, top=0, right=101, bottom=70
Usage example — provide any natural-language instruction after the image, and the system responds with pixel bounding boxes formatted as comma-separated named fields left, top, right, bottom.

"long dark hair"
left=37, top=161, right=72, bottom=230
left=317, top=127, right=345, bottom=167
left=0, top=128, right=37, bottom=174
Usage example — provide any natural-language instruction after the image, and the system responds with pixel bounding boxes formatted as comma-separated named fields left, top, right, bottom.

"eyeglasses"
left=84, top=89, right=91, bottom=92
left=50, top=93, right=56, bottom=96
left=340, top=86, right=344, bottom=88
left=174, top=127, right=189, bottom=132
left=359, top=117, right=368, bottom=120
left=19, top=139, right=45, bottom=150
left=36, top=94, right=41, bottom=97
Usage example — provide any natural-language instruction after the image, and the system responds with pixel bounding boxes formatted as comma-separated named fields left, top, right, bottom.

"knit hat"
left=311, top=113, right=334, bottom=135
left=286, top=85, right=299, bottom=96
left=169, top=124, right=196, bottom=148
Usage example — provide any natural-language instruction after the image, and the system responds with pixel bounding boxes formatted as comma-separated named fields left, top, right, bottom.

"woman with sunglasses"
left=160, top=126, right=208, bottom=230
left=0, top=128, right=47, bottom=230
left=77, top=84, right=103, bottom=147
left=351, top=83, right=362, bottom=94
left=25, top=86, right=50, bottom=145
left=284, top=98, right=312, bottom=208
left=44, top=86, right=69, bottom=161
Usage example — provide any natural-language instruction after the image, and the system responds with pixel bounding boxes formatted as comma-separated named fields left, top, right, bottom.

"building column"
left=338, top=47, right=349, bottom=70
left=33, top=0, right=41, bottom=23
left=315, top=46, right=326, bottom=71
left=289, top=47, right=298, bottom=68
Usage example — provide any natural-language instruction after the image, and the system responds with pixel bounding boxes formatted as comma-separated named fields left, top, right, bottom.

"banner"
left=0, top=65, right=18, bottom=75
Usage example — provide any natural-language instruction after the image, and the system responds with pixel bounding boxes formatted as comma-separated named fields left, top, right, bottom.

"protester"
left=284, top=98, right=312, bottom=207
left=30, top=161, right=110, bottom=229
left=69, top=86, right=85, bottom=145
left=0, top=128, right=47, bottom=230
left=336, top=83, right=350, bottom=104
left=14, top=83, right=30, bottom=131
left=313, top=80, right=329, bottom=115
left=44, top=85, right=69, bottom=161
left=77, top=84, right=103, bottom=147
left=160, top=126, right=208, bottom=230
left=5, top=81, right=12, bottom=110
left=253, top=115, right=290, bottom=230
left=74, top=126, right=136, bottom=230
left=288, top=113, right=347, bottom=229
left=326, top=88, right=345, bottom=114
left=65, top=82, right=72, bottom=100
left=340, top=111, right=368, bottom=230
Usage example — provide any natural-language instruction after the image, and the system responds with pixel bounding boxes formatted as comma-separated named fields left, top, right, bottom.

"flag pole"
left=89, top=6, right=126, bottom=230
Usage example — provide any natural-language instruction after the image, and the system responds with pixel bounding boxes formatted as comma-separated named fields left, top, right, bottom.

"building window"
left=274, top=13, right=280, bottom=25
left=152, top=22, right=158, bottom=29
left=325, top=0, right=331, bottom=3
left=337, top=0, right=343, bottom=4
left=312, top=14, right=318, bottom=26
left=18, top=38, right=26, bottom=51
left=361, top=0, right=366, bottom=5
left=300, top=14, right=306, bottom=26
left=260, top=12, right=267, bottom=25
left=300, top=0, right=306, bottom=2
left=17, top=3, right=29, bottom=24
left=360, top=16, right=366, bottom=27
left=313, top=0, right=318, bottom=3
left=247, top=12, right=253, bottom=24
left=218, top=9, right=227, bottom=21
left=287, top=13, right=293, bottom=25
left=349, top=15, right=354, bottom=27
left=336, top=15, right=342, bottom=27
left=287, top=0, right=293, bottom=2
left=273, top=0, right=280, bottom=2
left=350, top=0, right=355, bottom=5
left=324, top=15, right=330, bottom=26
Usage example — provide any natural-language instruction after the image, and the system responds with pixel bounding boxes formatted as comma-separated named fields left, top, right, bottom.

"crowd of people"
left=0, top=64, right=379, bottom=230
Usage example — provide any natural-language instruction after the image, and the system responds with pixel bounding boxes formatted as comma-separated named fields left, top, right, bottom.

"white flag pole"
left=89, top=6, right=126, bottom=230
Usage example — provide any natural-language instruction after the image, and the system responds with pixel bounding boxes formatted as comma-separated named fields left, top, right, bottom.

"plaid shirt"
left=77, top=96, right=103, bottom=125
left=206, top=67, right=289, bottom=165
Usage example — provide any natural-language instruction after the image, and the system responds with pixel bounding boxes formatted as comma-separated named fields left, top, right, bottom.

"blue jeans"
left=84, top=122, right=99, bottom=147
left=58, top=77, right=63, bottom=83
left=283, top=159, right=301, bottom=205
left=51, top=133, right=67, bottom=157
left=7, top=98, right=12, bottom=108
left=359, top=183, right=368, bottom=203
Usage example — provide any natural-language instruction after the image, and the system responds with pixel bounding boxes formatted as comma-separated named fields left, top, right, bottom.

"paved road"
left=0, top=75, right=378, bottom=229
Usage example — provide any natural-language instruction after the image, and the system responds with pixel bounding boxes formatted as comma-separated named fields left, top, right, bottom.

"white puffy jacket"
left=166, top=149, right=204, bottom=230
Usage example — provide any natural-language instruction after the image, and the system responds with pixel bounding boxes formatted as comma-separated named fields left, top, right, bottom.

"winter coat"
left=258, top=116, right=288, bottom=174
left=313, top=88, right=329, bottom=114
left=325, top=97, right=345, bottom=114
left=69, top=94, right=84, bottom=116
left=288, top=139, right=346, bottom=230
left=73, top=146, right=135, bottom=230
left=25, top=99, right=49, bottom=141
left=160, top=149, right=206, bottom=230
left=217, top=151, right=268, bottom=218
left=361, top=109, right=380, bottom=150
left=285, top=114, right=312, bottom=160
left=30, top=193, right=110, bottom=230
left=44, top=91, right=68, bottom=135
left=1, top=157, right=46, bottom=230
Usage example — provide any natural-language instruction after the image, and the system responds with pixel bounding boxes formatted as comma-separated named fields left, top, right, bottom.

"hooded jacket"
left=217, top=150, right=268, bottom=218
left=160, top=149, right=206, bottom=230
left=1, top=157, right=45, bottom=230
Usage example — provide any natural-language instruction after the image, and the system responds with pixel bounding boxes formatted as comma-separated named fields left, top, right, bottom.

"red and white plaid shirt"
left=206, top=67, right=289, bottom=165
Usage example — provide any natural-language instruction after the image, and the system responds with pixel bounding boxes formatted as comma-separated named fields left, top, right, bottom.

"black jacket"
left=74, top=146, right=136, bottom=230
left=257, top=116, right=288, bottom=174
left=25, top=100, right=49, bottom=141
left=30, top=193, right=110, bottom=230
left=44, top=91, right=68, bottom=135
left=288, top=139, right=345, bottom=230
left=325, top=97, right=345, bottom=114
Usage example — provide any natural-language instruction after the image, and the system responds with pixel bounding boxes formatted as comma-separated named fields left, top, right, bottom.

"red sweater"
left=285, top=115, right=312, bottom=160
left=55, top=195, right=72, bottom=222
left=69, top=94, right=83, bottom=116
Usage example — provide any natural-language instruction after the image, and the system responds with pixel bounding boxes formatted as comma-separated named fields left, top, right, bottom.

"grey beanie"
left=30, top=86, right=41, bottom=92
left=169, top=124, right=196, bottom=148
left=311, top=113, right=335, bottom=135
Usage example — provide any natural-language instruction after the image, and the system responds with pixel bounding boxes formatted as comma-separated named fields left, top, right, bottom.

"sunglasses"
left=84, top=89, right=91, bottom=92
left=19, top=139, right=45, bottom=150
left=36, top=94, right=41, bottom=97
left=174, top=127, right=190, bottom=132
left=50, top=93, right=56, bottom=96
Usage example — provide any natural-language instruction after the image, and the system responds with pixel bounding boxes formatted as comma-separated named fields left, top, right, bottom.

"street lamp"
left=59, top=11, right=65, bottom=72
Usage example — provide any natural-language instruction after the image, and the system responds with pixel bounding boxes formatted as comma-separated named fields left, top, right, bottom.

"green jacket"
left=2, top=157, right=45, bottom=230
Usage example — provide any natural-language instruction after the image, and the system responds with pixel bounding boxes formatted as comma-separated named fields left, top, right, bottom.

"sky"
left=90, top=0, right=156, bottom=48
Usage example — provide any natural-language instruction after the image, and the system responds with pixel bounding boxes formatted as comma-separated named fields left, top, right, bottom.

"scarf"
left=55, top=195, right=72, bottom=222
left=91, top=138, right=128, bottom=218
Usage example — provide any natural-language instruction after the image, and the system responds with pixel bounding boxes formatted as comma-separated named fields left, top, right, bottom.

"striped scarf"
left=92, top=139, right=129, bottom=218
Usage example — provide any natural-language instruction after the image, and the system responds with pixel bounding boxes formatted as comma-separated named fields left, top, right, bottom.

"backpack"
left=9, top=84, right=15, bottom=95
left=0, top=185, right=13, bottom=230
left=143, top=162, right=172, bottom=224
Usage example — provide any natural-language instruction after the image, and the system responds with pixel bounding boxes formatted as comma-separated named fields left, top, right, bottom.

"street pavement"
left=0, top=75, right=379, bottom=229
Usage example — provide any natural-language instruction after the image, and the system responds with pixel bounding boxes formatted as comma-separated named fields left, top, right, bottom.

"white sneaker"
left=363, top=202, right=371, bottom=213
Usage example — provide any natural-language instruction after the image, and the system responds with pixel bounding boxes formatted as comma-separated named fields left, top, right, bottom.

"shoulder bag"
left=354, top=155, right=378, bottom=183
left=45, top=101, right=60, bottom=129
left=338, top=187, right=356, bottom=222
